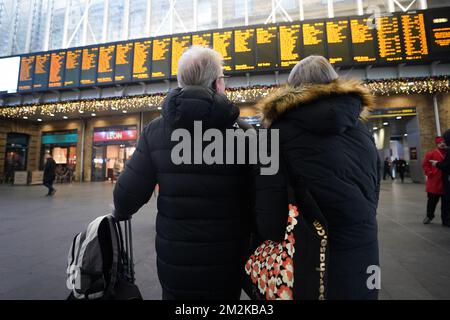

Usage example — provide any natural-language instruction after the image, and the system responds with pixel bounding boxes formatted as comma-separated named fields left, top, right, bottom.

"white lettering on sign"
left=106, top=131, right=123, bottom=140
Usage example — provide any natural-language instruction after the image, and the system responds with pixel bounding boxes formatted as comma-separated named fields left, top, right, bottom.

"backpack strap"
left=105, top=215, right=120, bottom=297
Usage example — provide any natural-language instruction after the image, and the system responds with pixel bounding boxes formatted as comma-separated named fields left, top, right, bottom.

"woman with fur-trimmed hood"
left=254, top=56, right=380, bottom=300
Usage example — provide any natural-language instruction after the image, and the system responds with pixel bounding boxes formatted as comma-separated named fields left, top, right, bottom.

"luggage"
left=66, top=215, right=142, bottom=300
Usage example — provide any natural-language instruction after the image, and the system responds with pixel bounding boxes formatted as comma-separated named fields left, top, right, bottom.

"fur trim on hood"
left=256, top=79, right=375, bottom=128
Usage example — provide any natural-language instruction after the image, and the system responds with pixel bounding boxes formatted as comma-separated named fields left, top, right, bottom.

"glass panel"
left=129, top=0, right=148, bottom=39
left=248, top=0, right=272, bottom=25
left=49, top=0, right=66, bottom=50
left=223, top=0, right=246, bottom=28
left=174, top=0, right=194, bottom=33
left=65, top=0, right=87, bottom=47
left=303, top=0, right=328, bottom=20
left=150, top=0, right=170, bottom=35
left=92, top=145, right=106, bottom=181
left=0, top=0, right=15, bottom=56
left=428, top=0, right=450, bottom=8
left=197, top=0, right=218, bottom=31
left=333, top=0, right=358, bottom=17
left=86, top=0, right=104, bottom=45
left=108, top=0, right=125, bottom=41
left=391, top=0, right=421, bottom=12
left=52, top=147, right=68, bottom=164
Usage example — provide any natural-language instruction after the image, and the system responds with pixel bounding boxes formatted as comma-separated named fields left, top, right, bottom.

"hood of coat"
left=256, top=79, right=375, bottom=134
left=162, top=86, right=240, bottom=130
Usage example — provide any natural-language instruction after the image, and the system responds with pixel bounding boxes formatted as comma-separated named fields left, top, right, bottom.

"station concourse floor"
left=1, top=179, right=450, bottom=300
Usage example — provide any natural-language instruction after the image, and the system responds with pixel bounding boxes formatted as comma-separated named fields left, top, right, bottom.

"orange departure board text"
left=326, top=20, right=351, bottom=64
left=33, top=53, right=50, bottom=90
left=426, top=7, right=450, bottom=59
left=376, top=15, right=403, bottom=62
left=302, top=22, right=326, bottom=57
left=192, top=33, right=212, bottom=47
left=350, top=18, right=377, bottom=63
left=234, top=28, right=255, bottom=71
left=172, top=35, right=191, bottom=76
left=18, top=56, right=35, bottom=91
left=49, top=52, right=66, bottom=88
left=133, top=40, right=152, bottom=81
left=256, top=26, right=278, bottom=68
left=152, top=38, right=171, bottom=78
left=64, top=49, right=82, bottom=87
left=213, top=30, right=234, bottom=71
left=115, top=43, right=133, bottom=82
left=80, top=47, right=98, bottom=85
left=401, top=13, right=429, bottom=60
left=279, top=24, right=301, bottom=68
left=97, top=45, right=115, bottom=84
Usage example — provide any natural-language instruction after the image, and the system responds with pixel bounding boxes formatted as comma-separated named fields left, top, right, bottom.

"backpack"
left=66, top=215, right=142, bottom=300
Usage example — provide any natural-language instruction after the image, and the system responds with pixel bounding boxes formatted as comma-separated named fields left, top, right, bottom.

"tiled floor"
left=0, top=179, right=449, bottom=300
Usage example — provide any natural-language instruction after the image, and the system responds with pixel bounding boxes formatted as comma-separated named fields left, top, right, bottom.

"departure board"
left=401, top=13, right=429, bottom=61
left=171, top=35, right=191, bottom=76
left=80, top=47, right=98, bottom=86
left=18, top=55, right=35, bottom=91
left=152, top=37, right=171, bottom=79
left=192, top=32, right=212, bottom=47
left=32, top=53, right=50, bottom=90
left=279, top=24, right=301, bottom=68
left=302, top=21, right=326, bottom=58
left=255, top=26, right=278, bottom=69
left=97, top=44, right=116, bottom=84
left=115, top=42, right=133, bottom=83
left=234, top=28, right=256, bottom=71
left=213, top=30, right=234, bottom=71
left=48, top=51, right=66, bottom=88
left=132, top=40, right=152, bottom=81
left=350, top=18, right=377, bottom=63
left=425, top=8, right=450, bottom=59
left=326, top=20, right=352, bottom=65
left=64, top=49, right=82, bottom=87
left=376, top=15, right=403, bottom=62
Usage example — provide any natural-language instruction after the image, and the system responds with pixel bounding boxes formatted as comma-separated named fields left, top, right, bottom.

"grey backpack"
left=66, top=215, right=141, bottom=300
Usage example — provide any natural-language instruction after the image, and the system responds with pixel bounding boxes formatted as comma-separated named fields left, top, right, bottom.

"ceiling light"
left=404, top=134, right=408, bottom=137
left=79, top=110, right=84, bottom=114
left=383, top=122, right=389, bottom=126
left=373, top=127, right=378, bottom=130
left=23, top=116, right=28, bottom=119
left=122, top=110, right=127, bottom=113
left=91, top=113, right=96, bottom=117
left=63, top=116, right=68, bottom=119
left=50, top=113, right=55, bottom=117
left=157, top=107, right=162, bottom=110
left=37, top=119, right=42, bottom=122
left=396, top=116, right=402, bottom=120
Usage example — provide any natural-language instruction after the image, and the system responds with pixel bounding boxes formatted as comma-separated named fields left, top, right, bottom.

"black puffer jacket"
left=255, top=79, right=380, bottom=300
left=113, top=86, right=252, bottom=299
left=437, top=129, right=450, bottom=202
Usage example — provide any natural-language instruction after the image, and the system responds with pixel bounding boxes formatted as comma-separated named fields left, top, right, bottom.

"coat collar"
left=256, top=79, right=375, bottom=128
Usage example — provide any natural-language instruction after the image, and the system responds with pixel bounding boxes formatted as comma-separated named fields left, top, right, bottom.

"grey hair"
left=287, top=55, right=339, bottom=87
left=177, top=46, right=223, bottom=88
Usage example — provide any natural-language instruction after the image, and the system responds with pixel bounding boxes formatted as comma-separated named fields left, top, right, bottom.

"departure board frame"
left=12, top=7, right=450, bottom=94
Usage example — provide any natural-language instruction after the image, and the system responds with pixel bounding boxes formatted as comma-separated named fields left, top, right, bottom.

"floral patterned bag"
left=244, top=195, right=329, bottom=300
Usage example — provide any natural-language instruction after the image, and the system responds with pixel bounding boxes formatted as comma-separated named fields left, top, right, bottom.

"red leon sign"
left=94, top=130, right=137, bottom=142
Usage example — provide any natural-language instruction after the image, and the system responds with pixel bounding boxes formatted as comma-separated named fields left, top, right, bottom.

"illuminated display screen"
left=213, top=30, right=234, bottom=71
left=279, top=24, right=301, bottom=68
left=350, top=18, right=377, bottom=63
left=33, top=53, right=50, bottom=90
left=48, top=51, right=66, bottom=88
left=132, top=40, right=152, bottom=81
left=64, top=49, right=82, bottom=87
left=97, top=44, right=116, bottom=84
left=376, top=15, right=403, bottom=62
left=234, top=28, right=256, bottom=71
left=302, top=21, right=326, bottom=58
left=192, top=32, right=212, bottom=47
left=80, top=47, right=99, bottom=86
left=152, top=37, right=171, bottom=78
left=18, top=55, right=35, bottom=91
left=326, top=20, right=352, bottom=65
left=256, top=26, right=278, bottom=69
left=171, top=35, right=191, bottom=76
left=425, top=7, right=450, bottom=59
left=401, top=13, right=429, bottom=61
left=115, top=42, right=133, bottom=83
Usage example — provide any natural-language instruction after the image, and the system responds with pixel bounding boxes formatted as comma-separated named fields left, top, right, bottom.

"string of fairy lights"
left=0, top=76, right=449, bottom=120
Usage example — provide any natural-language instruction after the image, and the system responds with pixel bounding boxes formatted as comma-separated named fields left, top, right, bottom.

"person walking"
left=383, top=157, right=393, bottom=180
left=430, top=129, right=450, bottom=227
left=396, top=158, right=407, bottom=183
left=422, top=137, right=447, bottom=225
left=112, top=46, right=253, bottom=299
left=254, top=55, right=380, bottom=300
left=43, top=155, right=57, bottom=196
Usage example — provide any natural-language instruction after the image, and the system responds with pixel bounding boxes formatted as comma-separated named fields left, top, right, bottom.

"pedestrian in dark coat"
left=43, top=155, right=57, bottom=196
left=431, top=129, right=450, bottom=227
left=383, top=157, right=393, bottom=180
left=113, top=46, right=252, bottom=299
left=254, top=55, right=380, bottom=300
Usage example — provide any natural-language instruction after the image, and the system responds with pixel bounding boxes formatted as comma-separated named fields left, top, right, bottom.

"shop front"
left=4, top=133, right=29, bottom=183
left=40, top=130, right=78, bottom=179
left=91, top=126, right=138, bottom=181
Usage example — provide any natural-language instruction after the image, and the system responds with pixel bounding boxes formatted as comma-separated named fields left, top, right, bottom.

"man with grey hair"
left=113, top=46, right=253, bottom=300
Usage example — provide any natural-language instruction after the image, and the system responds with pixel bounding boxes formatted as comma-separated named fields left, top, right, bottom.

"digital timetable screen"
left=80, top=47, right=98, bottom=86
left=48, top=51, right=66, bottom=88
left=13, top=7, right=450, bottom=93
left=33, top=53, right=51, bottom=90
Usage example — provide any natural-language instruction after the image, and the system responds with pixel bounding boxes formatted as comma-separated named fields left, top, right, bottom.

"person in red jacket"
left=422, top=136, right=447, bottom=224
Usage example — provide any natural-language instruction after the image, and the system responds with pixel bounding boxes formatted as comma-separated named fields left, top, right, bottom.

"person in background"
left=43, top=155, right=57, bottom=196
left=430, top=129, right=450, bottom=228
left=383, top=157, right=393, bottom=180
left=392, top=158, right=398, bottom=178
left=396, top=158, right=407, bottom=183
left=422, top=137, right=446, bottom=225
